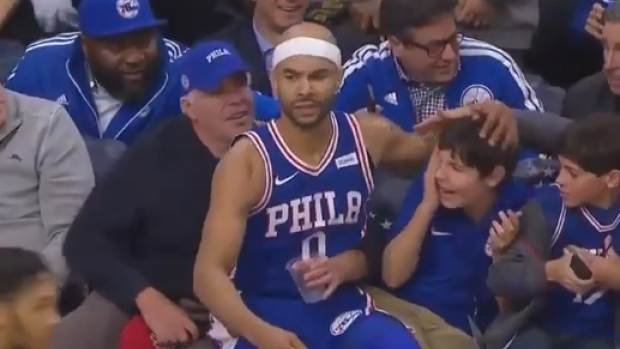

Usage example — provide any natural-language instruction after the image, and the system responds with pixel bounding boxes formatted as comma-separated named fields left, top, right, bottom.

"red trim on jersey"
left=239, top=131, right=273, bottom=215
left=267, top=113, right=339, bottom=176
left=345, top=114, right=374, bottom=194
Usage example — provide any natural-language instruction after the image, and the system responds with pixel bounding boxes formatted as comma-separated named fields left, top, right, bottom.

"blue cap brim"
left=194, top=66, right=249, bottom=93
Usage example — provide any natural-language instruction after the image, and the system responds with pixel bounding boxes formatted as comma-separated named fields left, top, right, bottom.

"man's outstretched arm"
left=193, top=138, right=268, bottom=344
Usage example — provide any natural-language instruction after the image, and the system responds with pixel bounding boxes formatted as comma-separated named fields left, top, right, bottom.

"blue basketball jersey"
left=536, top=184, right=620, bottom=341
left=234, top=112, right=374, bottom=301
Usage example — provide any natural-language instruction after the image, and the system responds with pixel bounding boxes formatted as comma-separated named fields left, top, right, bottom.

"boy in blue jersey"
left=377, top=117, right=528, bottom=349
left=194, top=22, right=518, bottom=349
left=488, top=115, right=620, bottom=349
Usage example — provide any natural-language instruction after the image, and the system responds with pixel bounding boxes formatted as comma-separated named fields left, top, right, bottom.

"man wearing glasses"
left=335, top=0, right=543, bottom=131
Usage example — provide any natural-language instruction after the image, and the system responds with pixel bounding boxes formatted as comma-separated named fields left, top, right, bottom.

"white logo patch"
left=330, top=310, right=362, bottom=336
left=116, top=0, right=140, bottom=19
left=461, top=84, right=493, bottom=106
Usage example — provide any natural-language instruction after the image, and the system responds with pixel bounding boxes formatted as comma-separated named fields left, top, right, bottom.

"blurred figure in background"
left=0, top=247, right=60, bottom=349
left=562, top=1, right=620, bottom=119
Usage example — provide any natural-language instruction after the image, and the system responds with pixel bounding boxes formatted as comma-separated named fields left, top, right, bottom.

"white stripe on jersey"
left=460, top=38, right=544, bottom=112
left=344, top=113, right=374, bottom=194
left=267, top=114, right=339, bottom=176
left=240, top=131, right=273, bottom=215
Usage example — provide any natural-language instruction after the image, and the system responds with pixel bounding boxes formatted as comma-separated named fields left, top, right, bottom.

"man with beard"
left=4, top=0, right=186, bottom=144
left=194, top=23, right=518, bottom=349
left=0, top=248, right=60, bottom=349
left=54, top=41, right=254, bottom=349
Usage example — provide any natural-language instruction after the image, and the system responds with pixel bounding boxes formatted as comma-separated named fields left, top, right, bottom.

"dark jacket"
left=205, top=18, right=378, bottom=95
left=485, top=198, right=620, bottom=349
left=561, top=72, right=620, bottom=120
left=64, top=117, right=218, bottom=313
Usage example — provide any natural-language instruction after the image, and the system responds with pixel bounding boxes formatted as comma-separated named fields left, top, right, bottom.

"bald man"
left=193, top=23, right=519, bottom=349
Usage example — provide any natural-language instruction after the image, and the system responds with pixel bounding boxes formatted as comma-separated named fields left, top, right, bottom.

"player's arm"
left=193, top=138, right=270, bottom=344
left=487, top=200, right=553, bottom=299
left=334, top=45, right=376, bottom=113
left=355, top=110, right=432, bottom=177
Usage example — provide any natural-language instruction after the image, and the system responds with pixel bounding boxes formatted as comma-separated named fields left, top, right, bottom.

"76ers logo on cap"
left=116, top=0, right=140, bottom=19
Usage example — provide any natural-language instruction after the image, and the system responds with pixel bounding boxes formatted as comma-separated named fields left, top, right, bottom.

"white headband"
left=271, top=37, right=342, bottom=68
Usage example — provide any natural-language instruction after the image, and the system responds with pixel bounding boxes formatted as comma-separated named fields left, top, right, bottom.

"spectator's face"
left=389, top=13, right=459, bottom=83
left=255, top=0, right=310, bottom=32
left=602, top=21, right=620, bottom=95
left=182, top=73, right=254, bottom=142
left=82, top=29, right=160, bottom=101
left=271, top=56, right=341, bottom=128
left=0, top=273, right=58, bottom=349
left=434, top=150, right=502, bottom=209
left=555, top=156, right=610, bottom=208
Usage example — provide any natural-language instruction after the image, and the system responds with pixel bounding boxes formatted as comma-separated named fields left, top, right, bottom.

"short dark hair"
left=437, top=117, right=518, bottom=179
left=558, top=114, right=620, bottom=176
left=0, top=248, right=49, bottom=301
left=379, top=0, right=457, bottom=38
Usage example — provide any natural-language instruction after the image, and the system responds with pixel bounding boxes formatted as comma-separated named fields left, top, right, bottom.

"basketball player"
left=194, top=23, right=517, bottom=349
left=0, top=248, right=59, bottom=349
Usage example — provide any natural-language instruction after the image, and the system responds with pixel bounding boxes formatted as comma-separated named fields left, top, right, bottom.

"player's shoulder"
left=227, top=128, right=270, bottom=167
left=22, top=32, right=79, bottom=60
left=343, top=41, right=392, bottom=69
left=459, top=37, right=520, bottom=70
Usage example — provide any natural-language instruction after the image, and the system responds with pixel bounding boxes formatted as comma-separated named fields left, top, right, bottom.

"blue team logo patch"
left=330, top=310, right=362, bottom=336
left=461, top=84, right=493, bottom=106
left=116, top=0, right=140, bottom=19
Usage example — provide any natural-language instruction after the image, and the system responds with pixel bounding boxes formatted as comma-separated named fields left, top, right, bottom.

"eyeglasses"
left=401, top=32, right=463, bottom=59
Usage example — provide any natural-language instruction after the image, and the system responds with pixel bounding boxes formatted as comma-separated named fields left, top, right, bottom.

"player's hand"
left=422, top=148, right=441, bottom=209
left=585, top=3, right=604, bottom=40
left=488, top=210, right=522, bottom=256
left=349, top=0, right=382, bottom=31
left=414, top=105, right=474, bottom=137
left=575, top=236, right=620, bottom=285
left=303, top=256, right=345, bottom=298
left=456, top=0, right=497, bottom=27
left=254, top=325, right=308, bottom=349
left=547, top=250, right=595, bottom=295
left=137, top=288, right=199, bottom=346
left=470, top=101, right=518, bottom=149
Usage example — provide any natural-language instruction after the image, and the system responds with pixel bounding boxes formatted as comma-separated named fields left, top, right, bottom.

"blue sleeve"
left=163, top=38, right=189, bottom=62
left=254, top=92, right=280, bottom=121
left=494, top=55, right=544, bottom=111
left=4, top=45, right=43, bottom=96
left=335, top=45, right=376, bottom=113
left=387, top=174, right=425, bottom=241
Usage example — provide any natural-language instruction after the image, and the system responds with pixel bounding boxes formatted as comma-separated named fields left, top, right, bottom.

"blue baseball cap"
left=180, top=41, right=249, bottom=93
left=79, top=0, right=166, bottom=38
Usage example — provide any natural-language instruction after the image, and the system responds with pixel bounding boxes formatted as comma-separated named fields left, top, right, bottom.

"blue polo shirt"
left=386, top=176, right=530, bottom=333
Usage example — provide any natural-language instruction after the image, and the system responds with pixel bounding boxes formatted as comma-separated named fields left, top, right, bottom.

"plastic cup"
left=286, top=256, right=326, bottom=303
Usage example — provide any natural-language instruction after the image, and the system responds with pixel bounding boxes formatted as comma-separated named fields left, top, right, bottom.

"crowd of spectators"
left=0, top=0, right=619, bottom=348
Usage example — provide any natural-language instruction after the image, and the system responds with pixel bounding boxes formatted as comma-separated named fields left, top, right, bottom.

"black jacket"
left=561, top=72, right=620, bottom=120
left=64, top=117, right=218, bottom=313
